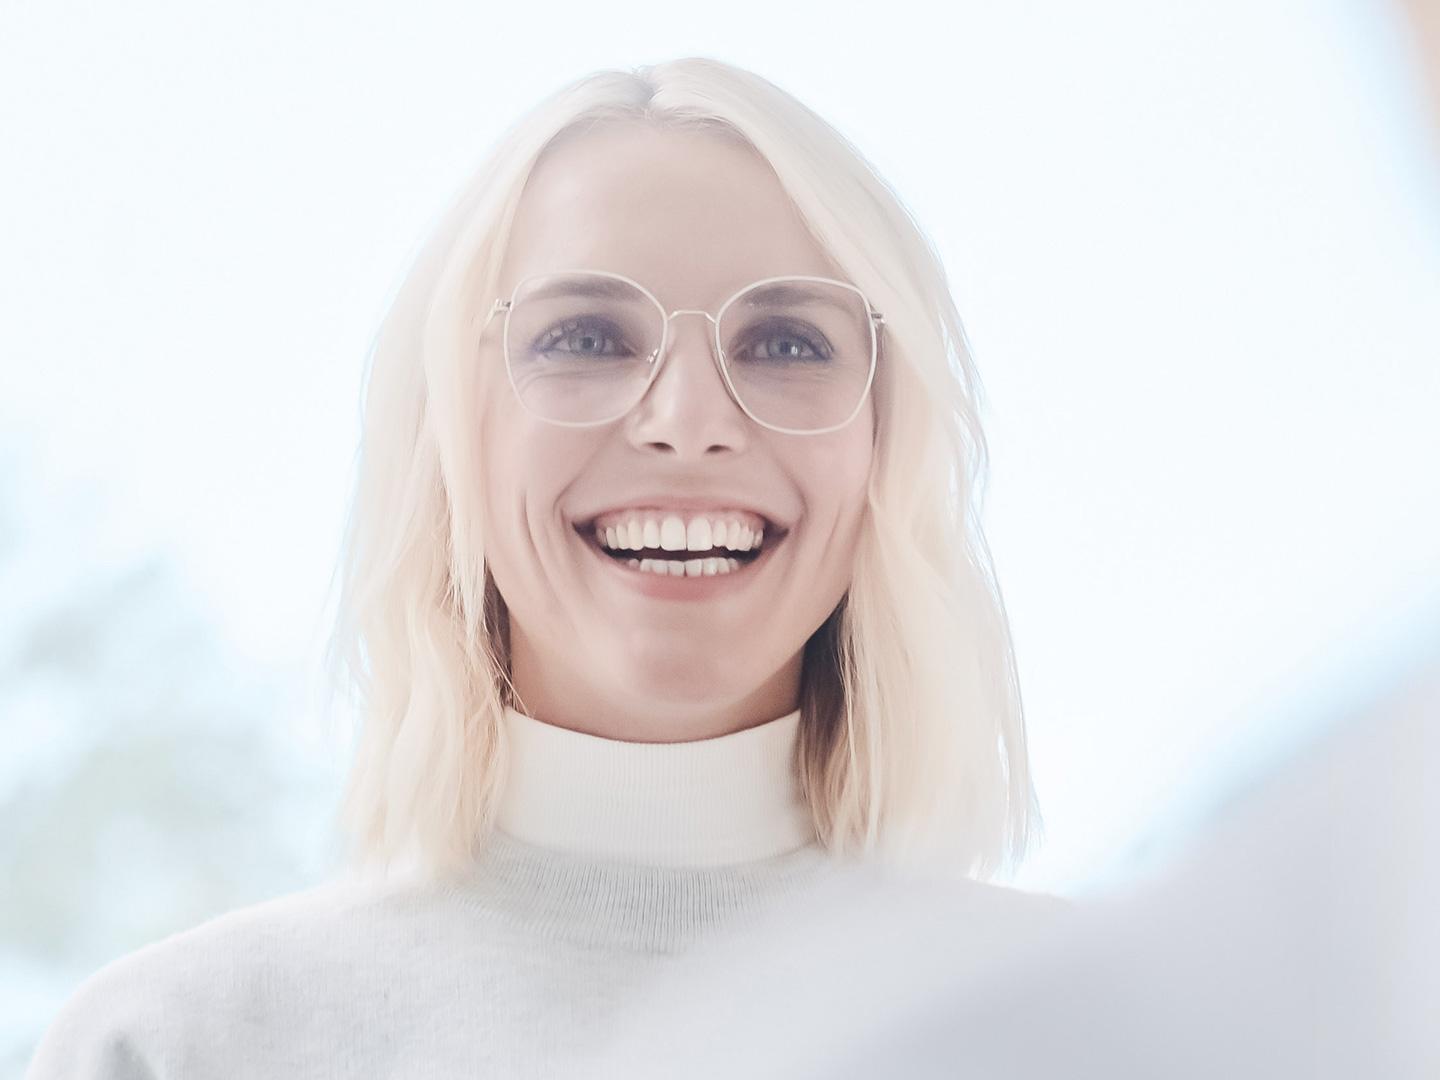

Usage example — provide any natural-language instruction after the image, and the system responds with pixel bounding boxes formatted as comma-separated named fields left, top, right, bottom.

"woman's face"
left=479, top=123, right=874, bottom=742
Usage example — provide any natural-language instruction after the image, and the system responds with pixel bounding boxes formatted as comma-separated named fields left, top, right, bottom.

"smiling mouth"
left=576, top=525, right=775, bottom=567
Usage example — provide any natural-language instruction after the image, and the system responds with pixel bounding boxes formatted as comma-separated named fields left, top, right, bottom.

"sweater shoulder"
left=23, top=877, right=377, bottom=1079
left=946, top=876, right=1080, bottom=915
left=822, top=856, right=1079, bottom=915
left=800, top=861, right=1084, bottom=954
left=892, top=871, right=1083, bottom=931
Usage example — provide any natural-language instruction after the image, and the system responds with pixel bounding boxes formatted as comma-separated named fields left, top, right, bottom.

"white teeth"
left=625, top=557, right=742, bottom=575
left=686, top=517, right=713, bottom=552
left=660, top=517, right=687, bottom=551
left=594, top=512, right=771, bottom=554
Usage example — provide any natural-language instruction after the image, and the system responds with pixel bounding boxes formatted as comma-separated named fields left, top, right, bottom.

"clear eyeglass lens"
left=504, top=272, right=874, bottom=431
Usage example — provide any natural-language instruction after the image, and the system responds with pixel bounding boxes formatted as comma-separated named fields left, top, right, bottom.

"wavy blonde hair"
left=321, top=56, right=1043, bottom=886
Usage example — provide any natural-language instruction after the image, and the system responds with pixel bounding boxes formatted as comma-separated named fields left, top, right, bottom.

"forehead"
left=497, top=124, right=844, bottom=308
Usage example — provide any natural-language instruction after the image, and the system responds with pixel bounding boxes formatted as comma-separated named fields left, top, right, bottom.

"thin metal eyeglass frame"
left=479, top=268, right=884, bottom=436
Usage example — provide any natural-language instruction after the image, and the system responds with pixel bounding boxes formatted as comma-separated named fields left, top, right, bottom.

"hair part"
left=320, top=56, right=1043, bottom=887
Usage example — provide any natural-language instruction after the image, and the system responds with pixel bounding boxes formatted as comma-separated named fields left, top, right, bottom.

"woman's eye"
left=734, top=324, right=830, bottom=363
left=535, top=319, right=627, bottom=358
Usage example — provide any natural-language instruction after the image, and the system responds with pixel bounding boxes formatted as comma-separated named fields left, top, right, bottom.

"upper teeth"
left=594, top=512, right=766, bottom=554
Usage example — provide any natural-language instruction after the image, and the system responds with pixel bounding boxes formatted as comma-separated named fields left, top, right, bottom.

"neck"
left=506, top=625, right=805, bottom=743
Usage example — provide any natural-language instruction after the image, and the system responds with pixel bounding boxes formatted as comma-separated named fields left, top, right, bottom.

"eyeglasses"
left=481, top=269, right=883, bottom=436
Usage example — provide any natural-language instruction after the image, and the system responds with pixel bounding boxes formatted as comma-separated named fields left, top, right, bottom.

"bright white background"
left=2, top=0, right=1437, bottom=1069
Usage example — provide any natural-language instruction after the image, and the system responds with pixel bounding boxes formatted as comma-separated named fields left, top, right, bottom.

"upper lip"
left=574, top=496, right=791, bottom=533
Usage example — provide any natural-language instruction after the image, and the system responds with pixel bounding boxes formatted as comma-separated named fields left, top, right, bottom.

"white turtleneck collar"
left=494, top=704, right=818, bottom=868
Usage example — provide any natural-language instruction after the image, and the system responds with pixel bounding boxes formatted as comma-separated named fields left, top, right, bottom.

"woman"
left=26, top=56, right=1049, bottom=1077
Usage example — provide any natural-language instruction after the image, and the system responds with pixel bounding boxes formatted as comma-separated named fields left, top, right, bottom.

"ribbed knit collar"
left=494, top=704, right=818, bottom=868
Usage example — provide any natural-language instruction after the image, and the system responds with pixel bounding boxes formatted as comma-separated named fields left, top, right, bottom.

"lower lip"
left=577, top=528, right=786, bottom=601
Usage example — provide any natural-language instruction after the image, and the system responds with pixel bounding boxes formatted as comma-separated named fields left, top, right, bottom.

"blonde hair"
left=321, top=56, right=1043, bottom=886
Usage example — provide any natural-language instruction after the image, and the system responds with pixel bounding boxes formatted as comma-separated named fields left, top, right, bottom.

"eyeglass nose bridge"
left=649, top=308, right=721, bottom=364
left=635, top=307, right=742, bottom=415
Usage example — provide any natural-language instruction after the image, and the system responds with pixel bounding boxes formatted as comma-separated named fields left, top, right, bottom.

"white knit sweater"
left=23, top=704, right=897, bottom=1077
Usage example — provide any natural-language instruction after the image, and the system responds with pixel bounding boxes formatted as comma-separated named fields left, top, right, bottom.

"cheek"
left=830, top=430, right=874, bottom=562
left=787, top=428, right=873, bottom=536
left=833, top=424, right=875, bottom=511
left=480, top=420, right=597, bottom=550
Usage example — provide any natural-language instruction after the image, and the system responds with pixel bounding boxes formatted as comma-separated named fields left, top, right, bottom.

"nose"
left=626, top=310, right=750, bottom=456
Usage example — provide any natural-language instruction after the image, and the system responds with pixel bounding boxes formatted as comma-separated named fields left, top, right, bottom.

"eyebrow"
left=517, top=275, right=862, bottom=314
left=521, top=277, right=639, bottom=302
left=741, top=282, right=856, bottom=314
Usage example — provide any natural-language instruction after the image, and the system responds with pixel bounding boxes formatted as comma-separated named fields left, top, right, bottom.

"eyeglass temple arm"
left=484, top=299, right=510, bottom=331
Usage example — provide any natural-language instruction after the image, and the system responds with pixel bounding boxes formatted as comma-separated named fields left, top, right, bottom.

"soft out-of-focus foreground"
left=585, top=642, right=1438, bottom=1077
left=3, top=0, right=1437, bottom=1075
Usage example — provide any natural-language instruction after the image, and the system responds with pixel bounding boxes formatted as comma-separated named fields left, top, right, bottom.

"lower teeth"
left=629, top=555, right=744, bottom=577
